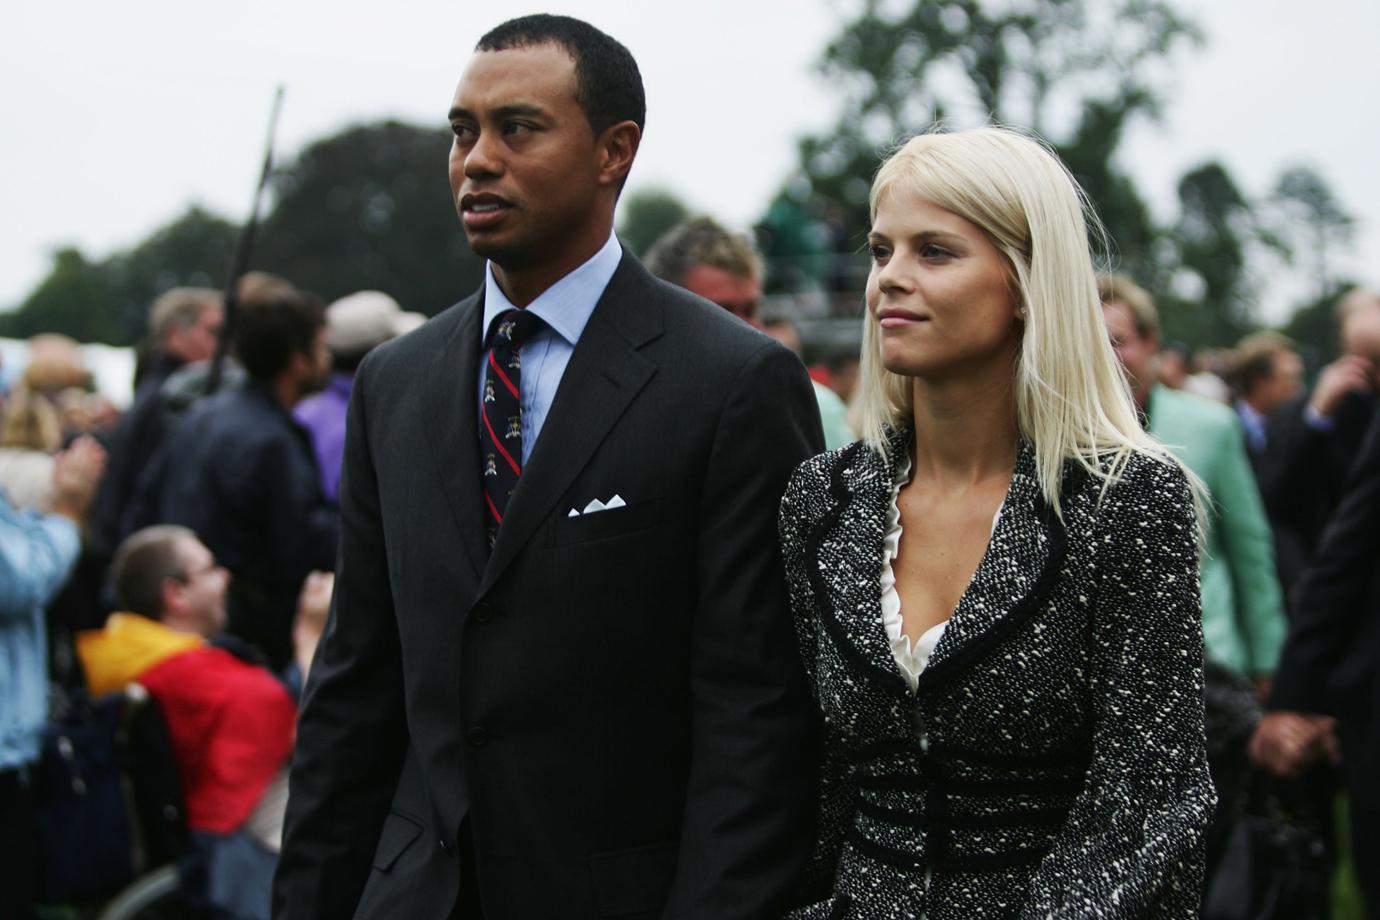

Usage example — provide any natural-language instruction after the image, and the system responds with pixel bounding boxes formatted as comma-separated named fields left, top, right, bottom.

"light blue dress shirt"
left=478, top=233, right=623, bottom=465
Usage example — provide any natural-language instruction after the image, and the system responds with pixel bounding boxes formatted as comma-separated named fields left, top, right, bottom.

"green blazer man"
left=1101, top=276, right=1285, bottom=680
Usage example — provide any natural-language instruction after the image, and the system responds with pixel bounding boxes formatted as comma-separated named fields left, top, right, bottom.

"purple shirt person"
left=294, top=292, right=425, bottom=503
left=294, top=373, right=353, bottom=503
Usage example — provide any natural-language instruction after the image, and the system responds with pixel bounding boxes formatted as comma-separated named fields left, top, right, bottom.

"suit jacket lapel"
left=479, top=253, right=662, bottom=596
left=422, top=292, right=488, bottom=582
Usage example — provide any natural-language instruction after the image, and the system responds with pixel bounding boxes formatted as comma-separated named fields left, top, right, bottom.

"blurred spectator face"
left=166, top=303, right=224, bottom=364
left=1253, top=349, right=1304, bottom=414
left=681, top=263, right=762, bottom=325
left=1157, top=348, right=1188, bottom=389
left=762, top=318, right=804, bottom=356
left=1341, top=303, right=1380, bottom=371
left=167, top=535, right=230, bottom=638
left=1103, top=300, right=1157, bottom=398
left=304, top=327, right=332, bottom=392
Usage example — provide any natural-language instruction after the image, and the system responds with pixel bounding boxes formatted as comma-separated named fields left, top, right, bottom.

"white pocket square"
left=569, top=494, right=626, bottom=517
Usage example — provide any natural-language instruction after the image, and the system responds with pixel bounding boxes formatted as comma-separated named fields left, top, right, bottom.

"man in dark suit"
left=1256, top=288, right=1380, bottom=595
left=274, top=15, right=823, bottom=920
left=1259, top=403, right=1380, bottom=916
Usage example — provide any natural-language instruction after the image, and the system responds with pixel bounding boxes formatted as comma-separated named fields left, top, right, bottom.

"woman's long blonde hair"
left=857, top=126, right=1194, bottom=518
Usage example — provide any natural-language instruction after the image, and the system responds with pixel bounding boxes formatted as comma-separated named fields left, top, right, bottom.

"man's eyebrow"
left=447, top=103, right=548, bottom=121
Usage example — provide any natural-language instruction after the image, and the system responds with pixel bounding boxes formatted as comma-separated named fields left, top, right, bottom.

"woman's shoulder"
left=1111, top=448, right=1191, bottom=497
left=786, top=438, right=880, bottom=495
left=780, top=440, right=879, bottom=522
left=1076, top=447, right=1195, bottom=531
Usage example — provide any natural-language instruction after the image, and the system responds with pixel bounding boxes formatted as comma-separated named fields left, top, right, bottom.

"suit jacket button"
left=439, top=838, right=454, bottom=856
left=467, top=726, right=490, bottom=748
left=473, top=603, right=495, bottom=624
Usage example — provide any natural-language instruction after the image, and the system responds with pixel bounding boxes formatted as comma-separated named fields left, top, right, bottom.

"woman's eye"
left=920, top=244, right=952, bottom=260
left=868, top=245, right=890, bottom=262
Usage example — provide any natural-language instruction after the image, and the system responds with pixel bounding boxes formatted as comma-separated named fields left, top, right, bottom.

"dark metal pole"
left=206, top=85, right=285, bottom=395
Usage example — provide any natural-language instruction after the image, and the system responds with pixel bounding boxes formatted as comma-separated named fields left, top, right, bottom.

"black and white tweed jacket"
left=779, top=428, right=1215, bottom=919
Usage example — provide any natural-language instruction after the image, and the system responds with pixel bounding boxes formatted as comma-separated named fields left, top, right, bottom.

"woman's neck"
left=909, top=365, right=1019, bottom=489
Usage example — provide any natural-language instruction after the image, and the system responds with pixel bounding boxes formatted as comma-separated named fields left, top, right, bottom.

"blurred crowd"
left=0, top=274, right=419, bottom=919
left=1, top=224, right=1377, bottom=918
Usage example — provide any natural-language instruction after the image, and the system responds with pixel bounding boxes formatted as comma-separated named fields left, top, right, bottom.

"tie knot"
left=487, top=309, right=546, bottom=350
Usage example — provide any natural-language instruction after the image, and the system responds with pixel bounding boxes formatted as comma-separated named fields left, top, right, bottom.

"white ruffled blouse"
left=880, top=452, right=1002, bottom=691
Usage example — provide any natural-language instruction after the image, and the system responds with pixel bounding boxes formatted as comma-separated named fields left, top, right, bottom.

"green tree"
left=1159, top=162, right=1255, bottom=345
left=617, top=187, right=690, bottom=255
left=0, top=206, right=238, bottom=345
left=257, top=120, right=482, bottom=314
left=779, top=0, right=1201, bottom=289
left=0, top=248, right=123, bottom=343
left=1265, top=165, right=1356, bottom=303
left=108, top=206, right=239, bottom=342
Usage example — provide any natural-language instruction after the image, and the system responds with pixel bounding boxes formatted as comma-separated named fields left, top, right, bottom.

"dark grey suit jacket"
left=274, top=251, right=824, bottom=920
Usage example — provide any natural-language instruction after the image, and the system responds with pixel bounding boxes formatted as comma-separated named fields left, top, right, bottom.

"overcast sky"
left=3, top=0, right=1376, bottom=325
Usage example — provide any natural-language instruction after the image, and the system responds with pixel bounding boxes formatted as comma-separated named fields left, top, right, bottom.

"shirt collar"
left=481, top=233, right=623, bottom=347
left=1235, top=398, right=1266, bottom=430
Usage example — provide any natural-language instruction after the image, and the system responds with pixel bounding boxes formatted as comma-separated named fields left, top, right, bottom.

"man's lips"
left=461, top=193, right=513, bottom=229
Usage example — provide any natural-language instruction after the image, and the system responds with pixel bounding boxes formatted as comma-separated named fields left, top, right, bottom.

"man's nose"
left=464, top=131, right=504, bottom=179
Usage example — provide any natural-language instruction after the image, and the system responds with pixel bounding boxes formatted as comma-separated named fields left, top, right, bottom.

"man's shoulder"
left=1156, top=386, right=1240, bottom=438
left=359, top=295, right=475, bottom=383
left=658, top=282, right=768, bottom=349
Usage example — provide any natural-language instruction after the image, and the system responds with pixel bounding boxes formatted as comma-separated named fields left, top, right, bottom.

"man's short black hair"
left=233, top=290, right=325, bottom=383
left=476, top=14, right=645, bottom=137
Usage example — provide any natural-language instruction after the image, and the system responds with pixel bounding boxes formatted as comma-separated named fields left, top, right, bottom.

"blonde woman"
left=780, top=127, right=1214, bottom=918
left=0, top=384, right=63, bottom=510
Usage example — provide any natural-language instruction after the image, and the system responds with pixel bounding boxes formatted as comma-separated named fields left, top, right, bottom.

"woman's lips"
left=878, top=312, right=930, bottom=328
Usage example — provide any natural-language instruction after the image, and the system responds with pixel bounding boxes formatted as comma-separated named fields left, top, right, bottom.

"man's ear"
left=596, top=120, right=641, bottom=188
left=159, top=575, right=183, bottom=618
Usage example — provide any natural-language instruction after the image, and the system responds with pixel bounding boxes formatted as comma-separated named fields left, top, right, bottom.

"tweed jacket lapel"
left=915, top=440, right=1067, bottom=693
left=812, top=428, right=1068, bottom=699
left=810, top=437, right=911, bottom=698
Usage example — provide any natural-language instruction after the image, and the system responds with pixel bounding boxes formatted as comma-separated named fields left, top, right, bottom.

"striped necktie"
left=479, top=308, right=546, bottom=546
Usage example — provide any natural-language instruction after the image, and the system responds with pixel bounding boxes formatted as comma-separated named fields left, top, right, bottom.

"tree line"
left=0, top=0, right=1357, bottom=360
